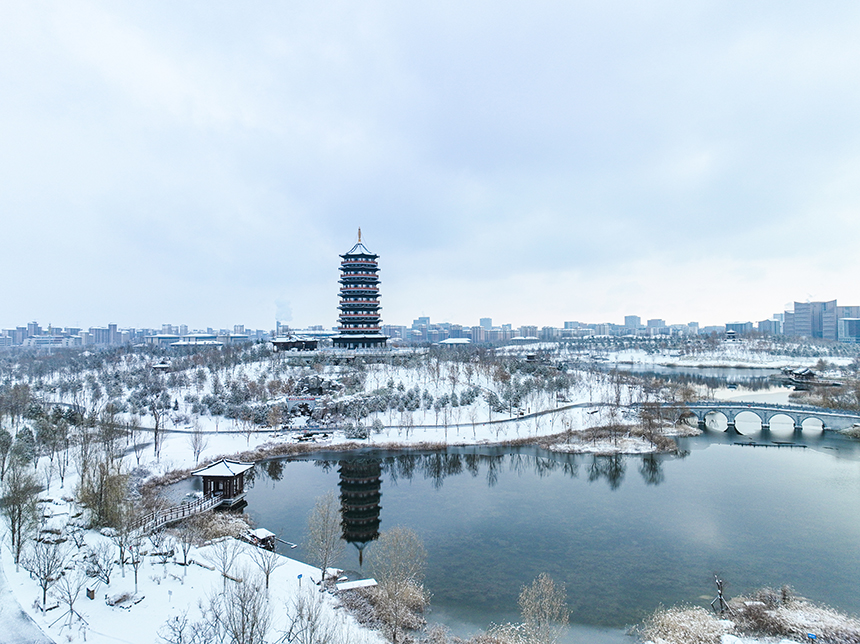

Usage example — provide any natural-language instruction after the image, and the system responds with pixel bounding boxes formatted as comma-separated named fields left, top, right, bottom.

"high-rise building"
left=479, top=317, right=493, bottom=329
left=624, top=315, right=641, bottom=329
left=332, top=230, right=388, bottom=350
left=788, top=300, right=837, bottom=340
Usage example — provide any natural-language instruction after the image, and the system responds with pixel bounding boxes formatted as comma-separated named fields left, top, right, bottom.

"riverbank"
left=640, top=586, right=860, bottom=644
left=143, top=417, right=694, bottom=495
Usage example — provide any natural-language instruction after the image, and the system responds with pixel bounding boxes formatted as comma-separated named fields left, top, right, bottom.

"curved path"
left=0, top=555, right=54, bottom=644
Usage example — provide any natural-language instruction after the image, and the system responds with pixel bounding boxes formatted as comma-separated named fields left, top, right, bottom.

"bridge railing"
left=132, top=493, right=223, bottom=535
left=654, top=401, right=860, bottom=417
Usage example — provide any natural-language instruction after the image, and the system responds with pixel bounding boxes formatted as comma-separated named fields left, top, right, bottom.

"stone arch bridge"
left=657, top=401, right=860, bottom=432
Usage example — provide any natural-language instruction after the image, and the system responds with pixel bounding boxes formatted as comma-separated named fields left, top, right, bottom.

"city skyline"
left=6, top=293, right=860, bottom=347
left=2, top=3, right=860, bottom=330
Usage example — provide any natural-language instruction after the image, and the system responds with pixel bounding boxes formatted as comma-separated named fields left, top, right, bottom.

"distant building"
left=479, top=318, right=493, bottom=329
left=271, top=334, right=319, bottom=351
left=785, top=300, right=837, bottom=340
left=470, top=326, right=486, bottom=343
left=726, top=322, right=754, bottom=336
left=757, top=319, right=780, bottom=335
left=838, top=319, right=860, bottom=344
left=646, top=319, right=665, bottom=328
left=519, top=326, right=538, bottom=338
left=624, top=315, right=641, bottom=329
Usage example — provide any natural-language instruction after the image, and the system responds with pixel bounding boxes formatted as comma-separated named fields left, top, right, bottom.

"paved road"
left=0, top=555, right=54, bottom=644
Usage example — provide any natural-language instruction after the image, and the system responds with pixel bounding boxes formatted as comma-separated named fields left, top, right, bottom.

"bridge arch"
left=699, top=409, right=730, bottom=429
left=761, top=412, right=799, bottom=430
left=799, top=416, right=825, bottom=432
left=731, top=409, right=766, bottom=429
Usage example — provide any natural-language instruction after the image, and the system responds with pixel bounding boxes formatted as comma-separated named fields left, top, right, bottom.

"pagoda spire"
left=358, top=227, right=362, bottom=243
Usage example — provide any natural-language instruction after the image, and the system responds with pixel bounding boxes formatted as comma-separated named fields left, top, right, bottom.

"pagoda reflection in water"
left=338, top=459, right=382, bottom=566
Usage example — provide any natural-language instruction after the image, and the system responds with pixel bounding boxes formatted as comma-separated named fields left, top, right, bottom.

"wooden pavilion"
left=191, top=459, right=255, bottom=507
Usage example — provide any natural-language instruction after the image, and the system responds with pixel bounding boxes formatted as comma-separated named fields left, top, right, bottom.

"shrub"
left=639, top=605, right=724, bottom=644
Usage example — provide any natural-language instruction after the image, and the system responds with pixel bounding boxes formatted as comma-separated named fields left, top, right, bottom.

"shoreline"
left=143, top=423, right=691, bottom=493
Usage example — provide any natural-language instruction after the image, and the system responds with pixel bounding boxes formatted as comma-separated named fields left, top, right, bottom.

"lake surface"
left=218, top=418, right=860, bottom=643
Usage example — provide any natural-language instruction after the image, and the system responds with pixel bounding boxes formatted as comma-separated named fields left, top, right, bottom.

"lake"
left=228, top=417, right=860, bottom=643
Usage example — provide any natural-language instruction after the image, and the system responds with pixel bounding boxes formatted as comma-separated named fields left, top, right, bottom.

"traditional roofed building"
left=191, top=459, right=255, bottom=507
left=332, top=229, right=388, bottom=350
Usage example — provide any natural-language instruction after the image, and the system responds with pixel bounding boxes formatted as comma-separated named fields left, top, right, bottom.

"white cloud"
left=1, top=1, right=859, bottom=329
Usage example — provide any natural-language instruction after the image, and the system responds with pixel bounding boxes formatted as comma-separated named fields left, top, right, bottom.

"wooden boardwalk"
left=132, top=493, right=223, bottom=534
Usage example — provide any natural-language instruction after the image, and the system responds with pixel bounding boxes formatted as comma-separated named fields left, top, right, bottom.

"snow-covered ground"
left=1, top=502, right=381, bottom=644
left=3, top=339, right=857, bottom=643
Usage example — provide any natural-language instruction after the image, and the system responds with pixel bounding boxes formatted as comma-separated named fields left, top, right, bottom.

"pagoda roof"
left=341, top=242, right=378, bottom=258
left=332, top=333, right=389, bottom=340
left=192, top=458, right=255, bottom=478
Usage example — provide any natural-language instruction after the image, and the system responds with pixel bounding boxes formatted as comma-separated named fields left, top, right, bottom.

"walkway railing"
left=662, top=401, right=860, bottom=419
left=132, top=493, right=223, bottom=534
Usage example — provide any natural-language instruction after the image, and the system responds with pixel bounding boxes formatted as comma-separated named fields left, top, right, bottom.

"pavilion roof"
left=192, top=458, right=255, bottom=478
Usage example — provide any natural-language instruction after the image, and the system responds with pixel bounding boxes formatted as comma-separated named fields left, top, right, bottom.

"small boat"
left=244, top=528, right=277, bottom=550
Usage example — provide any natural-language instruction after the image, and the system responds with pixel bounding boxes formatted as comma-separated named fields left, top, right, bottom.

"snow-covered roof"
left=439, top=338, right=471, bottom=345
left=342, top=241, right=377, bottom=257
left=191, top=458, right=255, bottom=478
left=336, top=578, right=378, bottom=591
left=248, top=528, right=275, bottom=540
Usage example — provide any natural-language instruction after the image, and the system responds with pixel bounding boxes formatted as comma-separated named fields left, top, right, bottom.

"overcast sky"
left=2, top=2, right=859, bottom=331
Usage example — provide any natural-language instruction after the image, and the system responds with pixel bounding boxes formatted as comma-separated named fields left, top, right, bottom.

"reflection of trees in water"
left=615, top=369, right=779, bottom=392
left=264, top=459, right=284, bottom=481
left=353, top=450, right=666, bottom=490
left=639, top=453, right=663, bottom=486
left=588, top=454, right=625, bottom=490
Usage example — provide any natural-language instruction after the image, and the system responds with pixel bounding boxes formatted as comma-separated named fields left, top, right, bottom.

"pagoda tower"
left=332, top=229, right=388, bottom=350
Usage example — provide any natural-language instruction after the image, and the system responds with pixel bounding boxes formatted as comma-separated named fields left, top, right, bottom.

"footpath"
left=0, top=552, right=54, bottom=644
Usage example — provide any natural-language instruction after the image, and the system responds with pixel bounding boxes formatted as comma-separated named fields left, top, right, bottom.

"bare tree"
left=130, top=415, right=147, bottom=466
left=1, top=460, right=40, bottom=569
left=128, top=533, right=145, bottom=594
left=304, top=491, right=344, bottom=585
left=368, top=526, right=429, bottom=643
left=187, top=420, right=209, bottom=465
left=55, top=427, right=70, bottom=488
left=51, top=566, right=88, bottom=632
left=158, top=608, right=215, bottom=644
left=23, top=540, right=67, bottom=609
left=158, top=609, right=197, bottom=644
left=149, top=528, right=175, bottom=566
left=249, top=543, right=285, bottom=590
left=518, top=573, right=569, bottom=644
left=174, top=517, right=202, bottom=571
left=639, top=402, right=663, bottom=447
left=200, top=569, right=271, bottom=644
left=110, top=505, right=135, bottom=577
left=86, top=540, right=115, bottom=586
left=283, top=585, right=344, bottom=644
left=203, top=537, right=242, bottom=588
